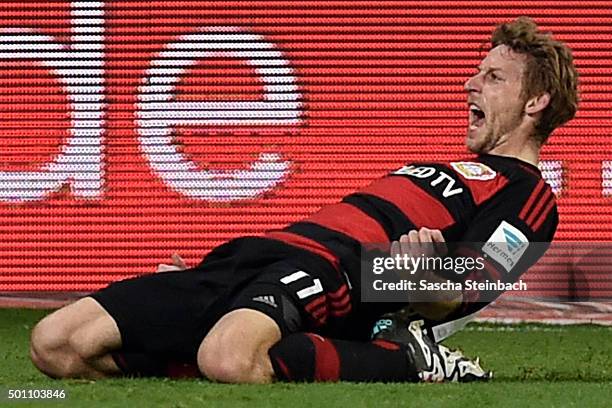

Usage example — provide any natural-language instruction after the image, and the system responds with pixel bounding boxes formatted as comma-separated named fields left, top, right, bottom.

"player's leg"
left=198, top=309, right=422, bottom=383
left=197, top=308, right=281, bottom=383
left=197, top=260, right=326, bottom=384
left=268, top=316, right=491, bottom=383
left=195, top=260, right=489, bottom=383
left=30, top=297, right=122, bottom=379
left=31, top=267, right=210, bottom=379
left=197, top=307, right=489, bottom=383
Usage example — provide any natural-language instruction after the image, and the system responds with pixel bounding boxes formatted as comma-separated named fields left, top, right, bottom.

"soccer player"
left=30, top=17, right=578, bottom=383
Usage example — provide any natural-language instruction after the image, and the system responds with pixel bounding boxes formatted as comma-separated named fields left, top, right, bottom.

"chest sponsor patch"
left=482, top=221, right=529, bottom=273
left=450, top=161, right=497, bottom=181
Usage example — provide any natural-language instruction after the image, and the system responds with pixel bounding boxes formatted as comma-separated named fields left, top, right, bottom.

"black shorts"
left=90, top=237, right=352, bottom=361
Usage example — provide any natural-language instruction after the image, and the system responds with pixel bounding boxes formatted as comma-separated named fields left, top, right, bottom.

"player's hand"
left=156, top=253, right=188, bottom=272
left=392, top=228, right=460, bottom=320
left=390, top=227, right=447, bottom=259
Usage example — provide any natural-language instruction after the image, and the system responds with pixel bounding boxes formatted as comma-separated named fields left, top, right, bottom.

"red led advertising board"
left=0, top=1, right=610, bottom=291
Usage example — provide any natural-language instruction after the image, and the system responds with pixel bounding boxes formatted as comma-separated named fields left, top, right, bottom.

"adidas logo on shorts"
left=252, top=295, right=278, bottom=308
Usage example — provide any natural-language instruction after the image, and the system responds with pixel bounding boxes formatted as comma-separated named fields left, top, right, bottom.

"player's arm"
left=398, top=175, right=558, bottom=320
left=443, top=177, right=558, bottom=318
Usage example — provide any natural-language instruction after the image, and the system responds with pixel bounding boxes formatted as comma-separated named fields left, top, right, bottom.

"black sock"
left=111, top=352, right=200, bottom=378
left=268, top=333, right=418, bottom=382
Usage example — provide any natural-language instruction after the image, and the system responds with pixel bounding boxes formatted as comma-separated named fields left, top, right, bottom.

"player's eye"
left=490, top=72, right=503, bottom=81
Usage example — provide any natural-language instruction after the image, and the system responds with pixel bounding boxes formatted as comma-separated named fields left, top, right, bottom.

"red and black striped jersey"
left=264, top=154, right=558, bottom=303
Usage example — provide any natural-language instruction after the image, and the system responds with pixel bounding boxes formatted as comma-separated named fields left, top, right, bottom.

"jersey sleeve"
left=445, top=177, right=558, bottom=314
left=462, top=177, right=558, bottom=242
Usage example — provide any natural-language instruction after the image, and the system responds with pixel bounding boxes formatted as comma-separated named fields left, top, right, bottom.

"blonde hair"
left=491, top=17, right=579, bottom=145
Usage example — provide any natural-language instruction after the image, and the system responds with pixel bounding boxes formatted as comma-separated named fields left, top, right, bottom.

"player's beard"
left=467, top=106, right=525, bottom=154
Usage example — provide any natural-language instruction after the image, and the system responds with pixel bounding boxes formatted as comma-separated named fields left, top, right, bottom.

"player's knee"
left=199, top=350, right=254, bottom=383
left=67, top=326, right=97, bottom=362
left=198, top=335, right=256, bottom=383
left=197, top=309, right=280, bottom=383
left=30, top=315, right=77, bottom=378
left=29, top=331, right=50, bottom=376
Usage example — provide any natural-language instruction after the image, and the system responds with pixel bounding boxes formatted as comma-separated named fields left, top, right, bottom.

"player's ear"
left=525, top=92, right=550, bottom=116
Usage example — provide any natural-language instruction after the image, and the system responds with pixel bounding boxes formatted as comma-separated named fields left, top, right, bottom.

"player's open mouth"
left=469, top=103, right=486, bottom=130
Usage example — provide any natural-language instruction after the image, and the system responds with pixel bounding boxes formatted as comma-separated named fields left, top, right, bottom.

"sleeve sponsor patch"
left=450, top=161, right=497, bottom=181
left=482, top=221, right=529, bottom=273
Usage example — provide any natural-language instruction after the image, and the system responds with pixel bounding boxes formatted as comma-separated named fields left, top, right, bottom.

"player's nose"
left=464, top=74, right=481, bottom=93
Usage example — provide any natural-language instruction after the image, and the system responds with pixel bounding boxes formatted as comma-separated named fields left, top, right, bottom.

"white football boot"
left=373, top=316, right=491, bottom=382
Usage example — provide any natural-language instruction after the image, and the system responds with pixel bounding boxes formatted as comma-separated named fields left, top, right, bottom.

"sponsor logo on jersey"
left=450, top=162, right=497, bottom=181
left=482, top=221, right=529, bottom=272
left=393, top=165, right=464, bottom=198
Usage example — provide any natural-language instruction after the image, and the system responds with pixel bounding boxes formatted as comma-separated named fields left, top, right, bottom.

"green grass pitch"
left=1, top=309, right=610, bottom=407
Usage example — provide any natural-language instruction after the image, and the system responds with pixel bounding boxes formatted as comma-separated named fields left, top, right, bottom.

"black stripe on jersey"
left=342, top=193, right=416, bottom=241
left=393, top=163, right=476, bottom=226
left=285, top=222, right=362, bottom=267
